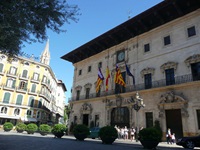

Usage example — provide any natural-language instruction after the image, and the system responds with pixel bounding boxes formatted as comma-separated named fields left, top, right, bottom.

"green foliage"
left=3, top=122, right=13, bottom=131
left=138, top=127, right=162, bottom=141
left=73, top=124, right=89, bottom=135
left=154, top=120, right=163, bottom=139
left=99, top=126, right=118, bottom=139
left=39, top=124, right=51, bottom=133
left=16, top=123, right=27, bottom=132
left=0, top=0, right=80, bottom=57
left=52, top=124, right=66, bottom=138
left=69, top=122, right=76, bottom=133
left=26, top=123, right=38, bottom=133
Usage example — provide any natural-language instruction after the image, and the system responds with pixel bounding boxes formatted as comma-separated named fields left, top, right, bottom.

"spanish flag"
left=96, top=68, right=104, bottom=93
left=114, top=64, right=126, bottom=87
left=106, top=66, right=110, bottom=91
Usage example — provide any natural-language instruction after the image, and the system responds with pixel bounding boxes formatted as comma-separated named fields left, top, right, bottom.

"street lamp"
left=133, top=91, right=145, bottom=142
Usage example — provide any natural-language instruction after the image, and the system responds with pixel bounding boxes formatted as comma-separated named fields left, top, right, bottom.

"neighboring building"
left=61, top=0, right=200, bottom=139
left=0, top=40, right=67, bottom=126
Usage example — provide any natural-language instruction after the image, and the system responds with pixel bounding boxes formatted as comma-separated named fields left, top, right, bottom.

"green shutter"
left=3, top=92, right=10, bottom=103
left=0, top=63, right=3, bottom=72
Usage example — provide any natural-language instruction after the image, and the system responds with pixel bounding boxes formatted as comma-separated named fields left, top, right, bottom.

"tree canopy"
left=0, top=0, right=80, bottom=57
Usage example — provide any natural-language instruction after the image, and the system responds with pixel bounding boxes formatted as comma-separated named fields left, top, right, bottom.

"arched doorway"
left=111, top=107, right=130, bottom=128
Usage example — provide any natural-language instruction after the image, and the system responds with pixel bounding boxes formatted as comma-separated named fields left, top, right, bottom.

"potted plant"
left=99, top=126, right=118, bottom=144
left=26, top=123, right=38, bottom=134
left=16, top=123, right=26, bottom=133
left=73, top=124, right=89, bottom=141
left=39, top=124, right=51, bottom=136
left=138, top=127, right=162, bottom=149
left=51, top=124, right=66, bottom=138
left=3, top=122, right=13, bottom=132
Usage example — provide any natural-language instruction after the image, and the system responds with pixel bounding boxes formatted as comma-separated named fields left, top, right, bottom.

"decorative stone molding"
left=160, top=61, right=178, bottom=73
left=116, top=94, right=122, bottom=107
left=75, top=85, right=82, bottom=91
left=140, top=67, right=155, bottom=78
left=185, top=54, right=200, bottom=67
left=84, top=83, right=92, bottom=89
left=80, top=103, right=93, bottom=120
left=158, top=91, right=189, bottom=118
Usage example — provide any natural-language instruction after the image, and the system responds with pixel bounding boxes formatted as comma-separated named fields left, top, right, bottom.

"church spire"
left=40, top=39, right=50, bottom=65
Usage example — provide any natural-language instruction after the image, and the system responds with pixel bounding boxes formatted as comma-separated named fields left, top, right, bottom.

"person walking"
left=171, top=133, right=176, bottom=144
left=166, top=128, right=172, bottom=144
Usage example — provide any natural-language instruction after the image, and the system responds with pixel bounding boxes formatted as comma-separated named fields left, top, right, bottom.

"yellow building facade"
left=0, top=41, right=66, bottom=126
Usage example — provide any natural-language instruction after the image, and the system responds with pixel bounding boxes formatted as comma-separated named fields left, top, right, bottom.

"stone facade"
left=66, top=5, right=200, bottom=138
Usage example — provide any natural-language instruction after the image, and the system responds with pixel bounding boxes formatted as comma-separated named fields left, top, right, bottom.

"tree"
left=0, top=0, right=80, bottom=57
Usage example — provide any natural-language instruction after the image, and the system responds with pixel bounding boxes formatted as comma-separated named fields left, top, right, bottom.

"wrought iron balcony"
left=69, top=74, right=198, bottom=102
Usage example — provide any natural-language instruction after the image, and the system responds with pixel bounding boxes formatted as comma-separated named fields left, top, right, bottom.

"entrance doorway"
left=111, top=107, right=129, bottom=128
left=165, top=109, right=183, bottom=139
left=82, top=114, right=89, bottom=126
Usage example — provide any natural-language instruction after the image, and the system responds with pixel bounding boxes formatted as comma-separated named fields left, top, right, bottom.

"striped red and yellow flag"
left=106, top=66, right=110, bottom=91
left=96, top=68, right=104, bottom=93
left=114, top=64, right=126, bottom=87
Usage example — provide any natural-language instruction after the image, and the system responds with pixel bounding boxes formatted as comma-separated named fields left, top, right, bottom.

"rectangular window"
left=76, top=90, right=80, bottom=100
left=95, top=114, right=99, bottom=127
left=78, top=69, right=82, bottom=75
left=187, top=26, right=196, bottom=37
left=10, top=67, right=17, bottom=75
left=144, top=73, right=152, bottom=89
left=197, top=110, right=200, bottom=129
left=191, top=62, right=200, bottom=81
left=164, top=35, right=171, bottom=46
left=146, top=112, right=153, bottom=128
left=88, top=66, right=91, bottom=72
left=33, top=73, right=39, bottom=81
left=98, top=62, right=102, bottom=69
left=144, top=43, right=150, bottom=52
left=85, top=88, right=90, bottom=99
left=165, top=68, right=175, bottom=86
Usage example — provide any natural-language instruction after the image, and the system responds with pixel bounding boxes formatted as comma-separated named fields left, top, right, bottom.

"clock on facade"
left=117, top=51, right=125, bottom=62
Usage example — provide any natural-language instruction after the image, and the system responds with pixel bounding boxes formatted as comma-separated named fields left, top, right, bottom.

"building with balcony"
left=61, top=0, right=200, bottom=139
left=0, top=40, right=67, bottom=126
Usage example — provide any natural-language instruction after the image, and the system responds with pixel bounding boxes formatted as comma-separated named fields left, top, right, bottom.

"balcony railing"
left=69, top=74, right=197, bottom=102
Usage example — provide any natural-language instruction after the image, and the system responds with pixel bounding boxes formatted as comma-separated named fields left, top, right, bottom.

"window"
left=74, top=116, right=77, bottom=124
left=19, top=81, right=27, bottom=90
left=98, top=62, right=102, bottom=68
left=27, top=110, right=32, bottom=116
left=22, top=70, right=28, bottom=78
left=37, top=111, right=41, bottom=119
left=9, top=66, right=17, bottom=75
left=197, top=110, right=200, bottom=130
left=31, top=84, right=36, bottom=93
left=88, top=66, right=91, bottom=72
left=144, top=73, right=152, bottom=89
left=165, top=68, right=175, bottom=85
left=24, top=62, right=29, bottom=66
left=33, top=73, right=39, bottom=81
left=76, top=90, right=80, bottom=100
left=16, top=94, right=23, bottom=105
left=187, top=26, right=196, bottom=37
left=191, top=62, right=200, bottom=81
left=78, top=69, right=82, bottom=75
left=42, top=75, right=47, bottom=83
left=85, top=88, right=90, bottom=99
left=0, top=63, right=4, bottom=72
left=38, top=99, right=42, bottom=108
left=146, top=112, right=153, bottom=128
left=3, top=92, right=11, bottom=104
left=28, top=97, right=34, bottom=107
left=6, top=78, right=16, bottom=88
left=14, top=108, right=20, bottom=115
left=164, top=35, right=171, bottom=46
left=1, top=107, right=7, bottom=114
left=144, top=43, right=150, bottom=52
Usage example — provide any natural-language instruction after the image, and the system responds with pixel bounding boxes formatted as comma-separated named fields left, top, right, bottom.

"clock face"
left=117, top=51, right=125, bottom=62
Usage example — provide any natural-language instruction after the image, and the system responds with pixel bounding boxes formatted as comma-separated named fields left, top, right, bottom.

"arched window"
left=22, top=70, right=28, bottom=78
left=6, top=78, right=16, bottom=88
left=3, top=92, right=11, bottom=103
left=38, top=99, right=42, bottom=108
left=1, top=107, right=7, bottom=114
left=28, top=96, right=34, bottom=107
left=14, top=108, right=20, bottom=115
left=9, top=66, right=17, bottom=75
left=19, top=81, right=27, bottom=90
left=27, top=110, right=32, bottom=116
left=31, top=84, right=36, bottom=93
left=16, top=94, right=23, bottom=105
left=0, top=63, right=4, bottom=72
left=37, top=111, right=41, bottom=119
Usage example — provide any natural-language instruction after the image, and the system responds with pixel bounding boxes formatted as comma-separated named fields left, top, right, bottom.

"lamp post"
left=133, top=91, right=145, bottom=142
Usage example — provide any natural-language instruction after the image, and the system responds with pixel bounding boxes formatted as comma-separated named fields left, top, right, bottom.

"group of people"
left=166, top=128, right=176, bottom=144
left=114, top=125, right=142, bottom=141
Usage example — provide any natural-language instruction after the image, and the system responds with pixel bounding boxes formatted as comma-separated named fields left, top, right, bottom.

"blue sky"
left=22, top=0, right=163, bottom=103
